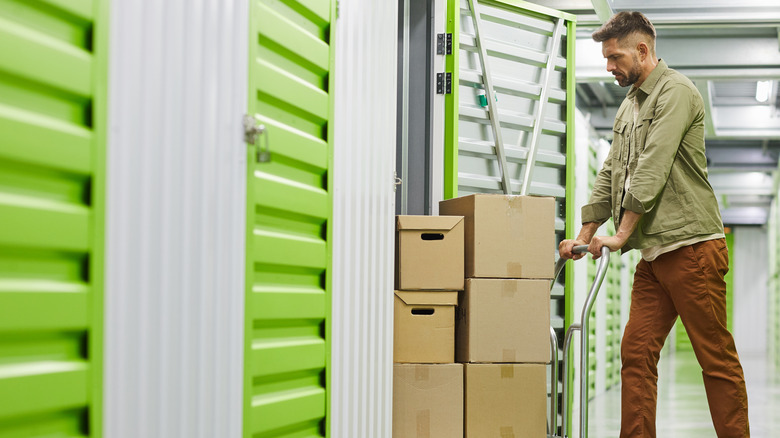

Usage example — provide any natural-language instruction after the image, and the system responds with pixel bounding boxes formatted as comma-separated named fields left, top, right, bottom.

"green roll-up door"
left=0, top=0, right=107, bottom=435
left=245, top=1, right=335, bottom=436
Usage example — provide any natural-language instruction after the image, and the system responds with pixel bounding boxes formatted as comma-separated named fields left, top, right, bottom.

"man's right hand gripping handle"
left=559, top=239, right=588, bottom=260
left=558, top=222, right=601, bottom=260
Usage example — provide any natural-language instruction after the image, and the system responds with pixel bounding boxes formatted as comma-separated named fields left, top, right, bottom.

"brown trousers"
left=620, top=238, right=750, bottom=437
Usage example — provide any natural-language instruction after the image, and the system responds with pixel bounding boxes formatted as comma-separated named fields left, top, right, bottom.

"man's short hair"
left=592, top=11, right=656, bottom=51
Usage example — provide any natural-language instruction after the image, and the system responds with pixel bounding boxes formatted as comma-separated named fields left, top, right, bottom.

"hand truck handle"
left=549, top=245, right=610, bottom=438
left=552, top=245, right=589, bottom=287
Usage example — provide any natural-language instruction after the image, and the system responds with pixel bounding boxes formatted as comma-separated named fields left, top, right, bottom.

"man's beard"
left=616, top=55, right=642, bottom=87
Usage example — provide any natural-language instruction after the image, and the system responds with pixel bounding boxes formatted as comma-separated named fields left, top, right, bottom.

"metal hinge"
left=436, top=33, right=453, bottom=55
left=436, top=72, right=452, bottom=95
left=394, top=171, right=402, bottom=192
left=243, top=115, right=270, bottom=163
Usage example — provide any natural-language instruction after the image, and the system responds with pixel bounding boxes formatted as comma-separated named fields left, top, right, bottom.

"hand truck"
left=548, top=245, right=611, bottom=438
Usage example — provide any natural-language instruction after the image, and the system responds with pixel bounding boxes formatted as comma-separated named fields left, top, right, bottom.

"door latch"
left=243, top=115, right=270, bottom=163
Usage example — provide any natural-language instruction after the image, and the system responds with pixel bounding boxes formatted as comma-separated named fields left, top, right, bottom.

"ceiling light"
left=756, top=80, right=772, bottom=103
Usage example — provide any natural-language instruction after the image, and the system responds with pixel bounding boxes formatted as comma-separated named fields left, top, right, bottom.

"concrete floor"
left=588, top=351, right=780, bottom=437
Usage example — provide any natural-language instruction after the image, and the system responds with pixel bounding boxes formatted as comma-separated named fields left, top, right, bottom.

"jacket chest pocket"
left=612, top=120, right=628, bottom=161
left=633, top=115, right=654, bottom=156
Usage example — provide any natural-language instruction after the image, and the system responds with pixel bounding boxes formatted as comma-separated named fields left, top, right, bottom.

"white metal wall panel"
left=331, top=1, right=398, bottom=437
left=733, top=226, right=769, bottom=357
left=105, top=1, right=247, bottom=437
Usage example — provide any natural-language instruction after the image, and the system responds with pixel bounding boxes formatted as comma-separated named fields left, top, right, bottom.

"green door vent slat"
left=254, top=172, right=328, bottom=219
left=252, top=289, right=325, bottom=320
left=257, top=2, right=329, bottom=74
left=253, top=230, right=327, bottom=270
left=0, top=289, right=88, bottom=331
left=251, top=388, right=326, bottom=434
left=36, top=0, right=95, bottom=21
left=277, top=0, right=330, bottom=25
left=251, top=116, right=327, bottom=171
left=0, top=362, right=88, bottom=420
left=252, top=338, right=326, bottom=376
left=0, top=104, right=92, bottom=174
left=255, top=59, right=329, bottom=123
left=0, top=17, right=92, bottom=98
left=0, top=199, right=89, bottom=251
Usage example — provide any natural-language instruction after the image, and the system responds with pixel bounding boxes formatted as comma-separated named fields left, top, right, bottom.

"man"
left=559, top=11, right=750, bottom=438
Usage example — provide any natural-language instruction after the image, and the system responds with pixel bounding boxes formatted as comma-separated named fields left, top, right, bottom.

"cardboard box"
left=393, top=363, right=464, bottom=438
left=396, top=215, right=465, bottom=290
left=457, top=279, right=550, bottom=364
left=439, top=194, right=555, bottom=279
left=394, top=291, right=458, bottom=363
left=464, top=363, right=546, bottom=438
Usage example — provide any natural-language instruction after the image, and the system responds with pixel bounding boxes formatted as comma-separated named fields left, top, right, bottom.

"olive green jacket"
left=582, top=60, right=724, bottom=251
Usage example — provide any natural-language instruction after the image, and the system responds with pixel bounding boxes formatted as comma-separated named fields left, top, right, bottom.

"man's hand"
left=588, top=235, right=628, bottom=259
left=560, top=222, right=601, bottom=261
left=559, top=239, right=589, bottom=260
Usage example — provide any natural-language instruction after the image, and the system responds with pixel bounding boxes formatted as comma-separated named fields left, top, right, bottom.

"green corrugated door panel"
left=0, top=0, right=106, bottom=436
left=246, top=1, right=335, bottom=437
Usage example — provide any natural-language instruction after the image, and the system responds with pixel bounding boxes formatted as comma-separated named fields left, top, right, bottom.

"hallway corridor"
left=588, top=351, right=780, bottom=437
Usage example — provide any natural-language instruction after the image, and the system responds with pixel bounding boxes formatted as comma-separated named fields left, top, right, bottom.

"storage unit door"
left=444, top=0, right=576, bottom=329
left=0, top=0, right=107, bottom=435
left=245, top=1, right=335, bottom=436
left=443, top=0, right=575, bottom=433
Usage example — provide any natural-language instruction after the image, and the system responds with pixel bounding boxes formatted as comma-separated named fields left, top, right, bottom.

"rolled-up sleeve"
left=622, top=83, right=694, bottom=214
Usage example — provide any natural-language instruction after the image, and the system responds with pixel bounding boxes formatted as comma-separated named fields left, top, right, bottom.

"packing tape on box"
left=500, top=365, right=514, bottom=378
left=502, top=349, right=516, bottom=362
left=415, top=366, right=430, bottom=381
left=416, top=409, right=431, bottom=438
left=500, top=426, right=515, bottom=438
left=506, top=262, right=523, bottom=277
left=501, top=281, right=517, bottom=297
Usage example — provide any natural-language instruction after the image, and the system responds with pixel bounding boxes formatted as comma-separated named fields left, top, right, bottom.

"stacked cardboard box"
left=440, top=194, right=554, bottom=438
left=393, top=215, right=465, bottom=438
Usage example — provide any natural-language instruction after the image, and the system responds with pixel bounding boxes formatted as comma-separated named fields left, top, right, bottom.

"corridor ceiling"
left=532, top=0, right=780, bottom=225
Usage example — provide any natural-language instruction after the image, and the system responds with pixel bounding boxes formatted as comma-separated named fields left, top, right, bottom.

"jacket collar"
left=627, top=59, right=667, bottom=99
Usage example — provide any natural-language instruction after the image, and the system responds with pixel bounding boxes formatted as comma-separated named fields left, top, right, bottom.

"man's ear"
left=637, top=41, right=649, bottom=60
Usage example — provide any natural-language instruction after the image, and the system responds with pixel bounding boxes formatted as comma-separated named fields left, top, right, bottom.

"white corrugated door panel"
left=105, top=1, right=247, bottom=437
left=330, top=0, right=398, bottom=437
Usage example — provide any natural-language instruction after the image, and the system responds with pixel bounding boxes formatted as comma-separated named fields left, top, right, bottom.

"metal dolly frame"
left=548, top=245, right=611, bottom=438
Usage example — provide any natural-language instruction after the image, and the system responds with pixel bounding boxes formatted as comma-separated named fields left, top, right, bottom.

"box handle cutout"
left=411, top=308, right=435, bottom=315
left=421, top=233, right=444, bottom=241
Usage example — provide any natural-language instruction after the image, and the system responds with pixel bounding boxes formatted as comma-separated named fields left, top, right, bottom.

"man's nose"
left=606, top=61, right=615, bottom=72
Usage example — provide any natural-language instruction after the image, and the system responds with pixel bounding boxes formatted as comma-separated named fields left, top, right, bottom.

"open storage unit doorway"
left=397, top=0, right=577, bottom=434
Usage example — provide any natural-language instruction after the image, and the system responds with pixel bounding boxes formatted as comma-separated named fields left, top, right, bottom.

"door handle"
left=243, top=115, right=270, bottom=163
